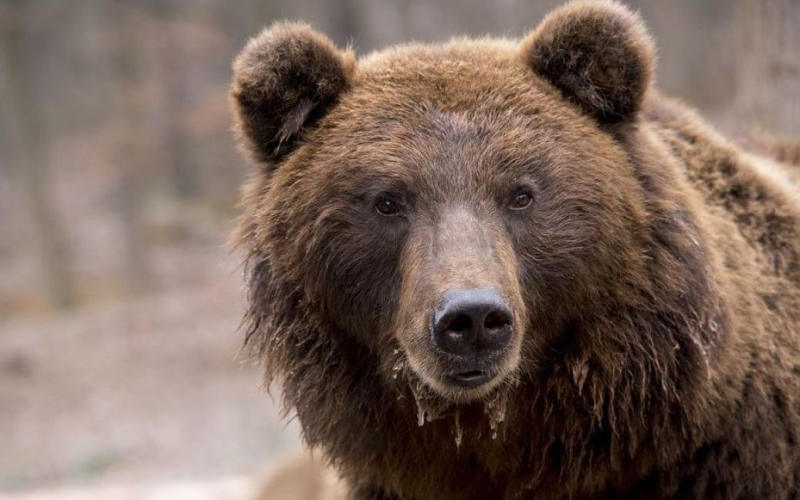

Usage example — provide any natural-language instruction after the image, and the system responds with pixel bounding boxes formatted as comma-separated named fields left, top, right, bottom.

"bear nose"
left=432, top=288, right=513, bottom=357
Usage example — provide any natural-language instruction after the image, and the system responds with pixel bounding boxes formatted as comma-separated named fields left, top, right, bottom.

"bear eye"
left=375, top=195, right=401, bottom=217
left=509, top=190, right=534, bottom=211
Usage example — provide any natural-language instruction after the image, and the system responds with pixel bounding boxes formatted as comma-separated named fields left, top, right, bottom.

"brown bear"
left=230, top=1, right=800, bottom=498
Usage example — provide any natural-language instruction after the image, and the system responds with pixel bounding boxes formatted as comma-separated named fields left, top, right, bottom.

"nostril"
left=432, top=287, right=513, bottom=357
left=444, top=314, right=471, bottom=335
left=484, top=311, right=510, bottom=331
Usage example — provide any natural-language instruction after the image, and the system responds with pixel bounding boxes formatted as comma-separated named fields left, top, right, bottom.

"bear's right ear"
left=520, top=0, right=655, bottom=123
left=231, top=23, right=355, bottom=166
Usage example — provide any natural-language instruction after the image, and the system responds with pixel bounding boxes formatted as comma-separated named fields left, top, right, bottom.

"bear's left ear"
left=231, top=22, right=355, bottom=166
left=521, top=0, right=655, bottom=123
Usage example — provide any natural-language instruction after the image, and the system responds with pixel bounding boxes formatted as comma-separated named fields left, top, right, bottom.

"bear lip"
left=446, top=369, right=494, bottom=388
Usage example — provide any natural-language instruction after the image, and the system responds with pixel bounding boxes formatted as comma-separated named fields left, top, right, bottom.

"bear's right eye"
left=509, top=189, right=534, bottom=211
left=375, top=195, right=401, bottom=217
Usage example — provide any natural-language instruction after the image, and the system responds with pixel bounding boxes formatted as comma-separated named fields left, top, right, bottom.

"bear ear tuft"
left=231, top=22, right=355, bottom=165
left=521, top=0, right=655, bottom=123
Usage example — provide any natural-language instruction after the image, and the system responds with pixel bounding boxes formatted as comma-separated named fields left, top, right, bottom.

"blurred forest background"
left=0, top=0, right=798, bottom=497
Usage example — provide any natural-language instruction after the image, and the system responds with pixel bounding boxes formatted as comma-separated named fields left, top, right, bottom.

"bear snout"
left=432, top=287, right=513, bottom=358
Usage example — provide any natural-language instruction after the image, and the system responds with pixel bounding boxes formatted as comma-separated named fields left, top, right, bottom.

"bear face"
left=233, top=2, right=667, bottom=404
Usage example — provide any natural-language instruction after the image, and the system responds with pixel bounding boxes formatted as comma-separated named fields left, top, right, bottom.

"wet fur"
left=231, top=1, right=800, bottom=498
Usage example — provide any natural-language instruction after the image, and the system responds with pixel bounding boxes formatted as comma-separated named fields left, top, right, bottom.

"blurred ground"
left=4, top=477, right=254, bottom=500
left=0, top=245, right=300, bottom=496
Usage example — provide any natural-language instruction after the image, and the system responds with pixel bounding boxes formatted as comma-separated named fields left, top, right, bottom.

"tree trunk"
left=110, top=2, right=156, bottom=296
left=156, top=3, right=199, bottom=201
left=736, top=0, right=800, bottom=137
left=0, top=3, right=77, bottom=310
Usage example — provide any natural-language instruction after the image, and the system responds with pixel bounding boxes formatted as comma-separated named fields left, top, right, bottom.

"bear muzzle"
left=432, top=287, right=514, bottom=388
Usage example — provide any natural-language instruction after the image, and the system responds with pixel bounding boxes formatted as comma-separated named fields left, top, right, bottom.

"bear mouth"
left=446, top=369, right=494, bottom=388
left=401, top=343, right=519, bottom=401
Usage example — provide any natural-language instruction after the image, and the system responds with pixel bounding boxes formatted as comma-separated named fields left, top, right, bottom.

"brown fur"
left=522, top=0, right=654, bottom=122
left=231, top=1, right=800, bottom=498
left=231, top=22, right=356, bottom=165
left=736, top=131, right=800, bottom=169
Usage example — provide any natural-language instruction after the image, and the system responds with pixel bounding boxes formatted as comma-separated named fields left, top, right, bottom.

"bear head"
left=231, top=0, right=721, bottom=435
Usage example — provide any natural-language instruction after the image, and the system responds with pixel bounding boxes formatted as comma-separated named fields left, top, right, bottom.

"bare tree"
left=0, top=3, right=77, bottom=310
left=736, top=0, right=800, bottom=137
left=109, top=2, right=156, bottom=296
left=152, top=1, right=199, bottom=201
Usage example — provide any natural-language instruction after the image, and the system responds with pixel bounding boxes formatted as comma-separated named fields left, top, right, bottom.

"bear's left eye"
left=375, top=195, right=401, bottom=217
left=509, top=190, right=534, bottom=211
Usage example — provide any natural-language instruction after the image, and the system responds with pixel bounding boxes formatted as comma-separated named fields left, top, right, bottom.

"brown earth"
left=0, top=250, right=300, bottom=497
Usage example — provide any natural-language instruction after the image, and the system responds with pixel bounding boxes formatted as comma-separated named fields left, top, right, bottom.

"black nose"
left=432, top=288, right=513, bottom=357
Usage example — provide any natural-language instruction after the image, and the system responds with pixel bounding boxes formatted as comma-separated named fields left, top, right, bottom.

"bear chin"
left=402, top=349, right=521, bottom=403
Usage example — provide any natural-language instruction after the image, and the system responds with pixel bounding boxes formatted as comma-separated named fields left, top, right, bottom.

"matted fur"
left=231, top=1, right=800, bottom=498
